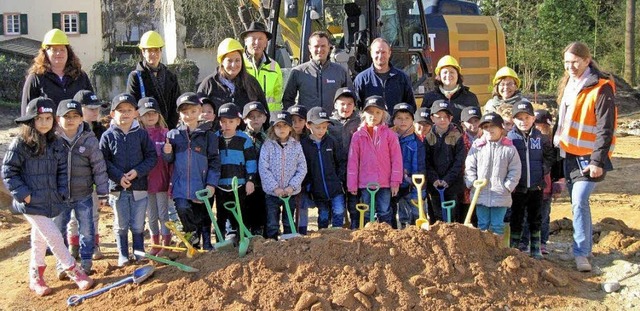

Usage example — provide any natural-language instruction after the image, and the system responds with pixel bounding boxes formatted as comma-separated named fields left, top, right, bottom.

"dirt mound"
left=550, top=217, right=640, bottom=257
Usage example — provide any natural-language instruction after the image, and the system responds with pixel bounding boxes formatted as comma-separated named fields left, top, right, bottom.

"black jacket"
left=424, top=124, right=467, bottom=193
left=300, top=135, right=344, bottom=201
left=421, top=85, right=480, bottom=123
left=127, top=62, right=181, bottom=129
left=21, top=71, right=93, bottom=115
left=197, top=70, right=268, bottom=114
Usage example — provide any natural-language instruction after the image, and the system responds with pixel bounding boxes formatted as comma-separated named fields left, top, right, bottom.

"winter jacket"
left=22, top=71, right=93, bottom=115
left=301, top=134, right=344, bottom=201
left=353, top=64, right=416, bottom=115
left=397, top=132, right=426, bottom=189
left=216, top=130, right=258, bottom=187
left=421, top=85, right=480, bottom=123
left=145, top=126, right=171, bottom=193
left=244, top=53, right=284, bottom=111
left=88, top=121, right=107, bottom=142
left=127, top=62, right=181, bottom=129
left=57, top=122, right=109, bottom=200
left=330, top=110, right=360, bottom=175
left=282, top=59, right=353, bottom=112
left=465, top=136, right=521, bottom=208
left=424, top=124, right=467, bottom=193
left=164, top=122, right=220, bottom=200
left=507, top=127, right=555, bottom=192
left=483, top=91, right=525, bottom=114
left=99, top=120, right=157, bottom=192
left=259, top=137, right=307, bottom=196
left=347, top=123, right=403, bottom=192
left=197, top=70, right=268, bottom=114
left=2, top=137, right=69, bottom=218
left=244, top=129, right=268, bottom=187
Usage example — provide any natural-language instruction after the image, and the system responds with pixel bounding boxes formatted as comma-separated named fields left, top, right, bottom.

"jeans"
left=146, top=192, right=170, bottom=235
left=511, top=190, right=543, bottom=239
left=316, top=194, right=345, bottom=229
left=265, top=194, right=297, bottom=239
left=476, top=204, right=508, bottom=235
left=568, top=180, right=597, bottom=257
left=53, top=196, right=95, bottom=261
left=360, top=188, right=392, bottom=226
left=110, top=191, right=148, bottom=262
left=520, top=198, right=552, bottom=245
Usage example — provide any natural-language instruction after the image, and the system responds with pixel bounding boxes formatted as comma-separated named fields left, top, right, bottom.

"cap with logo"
left=333, top=87, right=357, bottom=103
left=511, top=99, right=534, bottom=117
left=392, top=103, right=415, bottom=118
left=176, top=92, right=201, bottom=112
left=534, top=109, right=553, bottom=125
left=73, top=90, right=102, bottom=108
left=287, top=105, right=308, bottom=119
left=430, top=100, right=452, bottom=115
left=363, top=95, right=387, bottom=111
left=218, top=103, right=242, bottom=119
left=197, top=92, right=214, bottom=106
left=461, top=106, right=482, bottom=122
left=270, top=110, right=292, bottom=126
left=479, top=112, right=505, bottom=128
left=16, top=97, right=56, bottom=123
left=138, top=97, right=161, bottom=116
left=414, top=107, right=433, bottom=124
left=307, top=107, right=331, bottom=124
left=56, top=99, right=83, bottom=117
left=242, top=101, right=268, bottom=119
left=111, top=93, right=137, bottom=111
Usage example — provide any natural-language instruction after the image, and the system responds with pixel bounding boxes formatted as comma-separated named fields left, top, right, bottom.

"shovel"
left=464, top=179, right=488, bottom=227
left=165, top=221, right=198, bottom=258
left=436, top=185, right=456, bottom=223
left=148, top=244, right=207, bottom=253
left=280, top=195, right=302, bottom=240
left=67, top=265, right=155, bottom=306
left=412, top=174, right=429, bottom=230
left=134, top=250, right=199, bottom=273
left=365, top=182, right=380, bottom=223
left=225, top=177, right=252, bottom=257
left=195, top=188, right=235, bottom=251
left=355, top=203, right=369, bottom=229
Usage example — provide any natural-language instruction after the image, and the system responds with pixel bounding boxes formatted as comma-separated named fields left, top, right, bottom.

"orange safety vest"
left=559, top=78, right=616, bottom=157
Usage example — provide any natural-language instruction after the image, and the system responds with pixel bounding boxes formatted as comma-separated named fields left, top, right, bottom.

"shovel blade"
left=134, top=251, right=199, bottom=273
left=416, top=219, right=429, bottom=230
left=238, top=240, right=249, bottom=258
left=214, top=240, right=235, bottom=252
left=280, top=233, right=302, bottom=240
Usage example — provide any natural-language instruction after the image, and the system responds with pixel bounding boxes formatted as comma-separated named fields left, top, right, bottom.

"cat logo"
left=277, top=113, right=287, bottom=119
left=220, top=107, right=229, bottom=114
left=119, top=95, right=129, bottom=101
left=291, top=107, right=300, bottom=113
left=145, top=102, right=154, bottom=108
left=439, top=102, right=448, bottom=108
left=485, top=115, right=494, bottom=120
left=517, top=104, right=528, bottom=110
left=421, top=112, right=428, bottom=117
left=319, top=112, right=327, bottom=118
left=67, top=102, right=77, bottom=109
left=249, top=104, right=257, bottom=110
left=90, top=95, right=98, bottom=101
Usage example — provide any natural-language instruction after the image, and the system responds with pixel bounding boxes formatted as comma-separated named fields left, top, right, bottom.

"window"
left=62, top=12, right=79, bottom=34
left=4, top=13, right=20, bottom=35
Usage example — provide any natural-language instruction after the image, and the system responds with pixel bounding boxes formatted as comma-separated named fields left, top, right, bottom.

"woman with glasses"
left=484, top=66, right=524, bottom=113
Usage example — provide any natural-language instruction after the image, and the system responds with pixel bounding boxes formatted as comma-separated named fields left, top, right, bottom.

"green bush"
left=168, top=58, right=199, bottom=92
left=0, top=55, right=29, bottom=101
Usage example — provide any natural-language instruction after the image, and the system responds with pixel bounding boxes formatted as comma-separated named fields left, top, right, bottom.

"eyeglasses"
left=498, top=82, right=516, bottom=88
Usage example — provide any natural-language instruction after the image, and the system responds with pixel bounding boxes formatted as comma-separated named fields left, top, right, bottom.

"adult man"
left=283, top=31, right=352, bottom=112
left=353, top=38, right=416, bottom=115
left=241, top=22, right=284, bottom=112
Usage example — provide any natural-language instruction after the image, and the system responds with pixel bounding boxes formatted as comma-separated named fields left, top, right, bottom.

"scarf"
left=439, top=85, right=461, bottom=99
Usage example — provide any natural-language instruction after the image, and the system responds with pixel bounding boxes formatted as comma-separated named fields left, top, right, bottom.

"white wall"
left=186, top=47, right=217, bottom=83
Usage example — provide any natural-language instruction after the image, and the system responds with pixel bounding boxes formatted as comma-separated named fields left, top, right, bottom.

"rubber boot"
left=201, top=227, right=213, bottom=251
left=157, top=234, right=172, bottom=257
left=92, top=234, right=104, bottom=260
left=502, top=223, right=511, bottom=248
left=29, top=266, right=52, bottom=296
left=66, top=264, right=94, bottom=290
left=298, top=226, right=308, bottom=235
left=69, top=235, right=80, bottom=259
left=149, top=235, right=161, bottom=256
left=115, top=233, right=129, bottom=267
left=132, top=233, right=146, bottom=262
left=510, top=231, right=522, bottom=249
left=530, top=231, right=543, bottom=259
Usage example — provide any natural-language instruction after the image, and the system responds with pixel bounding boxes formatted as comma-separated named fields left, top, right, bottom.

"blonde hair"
left=361, top=108, right=390, bottom=125
left=140, top=111, right=168, bottom=129
left=267, top=123, right=293, bottom=141
left=556, top=42, right=611, bottom=103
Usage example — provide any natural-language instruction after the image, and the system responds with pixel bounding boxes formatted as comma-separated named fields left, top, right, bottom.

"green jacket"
left=244, top=53, right=283, bottom=112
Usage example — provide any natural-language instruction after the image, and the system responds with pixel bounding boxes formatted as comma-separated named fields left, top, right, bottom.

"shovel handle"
left=355, top=203, right=368, bottom=229
left=67, top=276, right=134, bottom=306
left=411, top=174, right=425, bottom=188
left=195, top=188, right=212, bottom=202
left=366, top=182, right=380, bottom=193
left=134, top=250, right=199, bottom=273
left=464, top=179, right=488, bottom=226
left=280, top=195, right=297, bottom=235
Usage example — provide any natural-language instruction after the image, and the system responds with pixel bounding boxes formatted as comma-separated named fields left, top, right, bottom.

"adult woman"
left=554, top=42, right=616, bottom=272
left=484, top=66, right=525, bottom=113
left=21, top=29, right=93, bottom=115
left=197, top=38, right=267, bottom=114
left=421, top=55, right=479, bottom=123
left=126, top=31, right=181, bottom=129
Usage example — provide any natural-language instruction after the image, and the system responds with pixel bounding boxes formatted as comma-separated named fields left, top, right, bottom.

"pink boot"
left=66, top=264, right=94, bottom=290
left=149, top=235, right=161, bottom=256
left=156, top=234, right=172, bottom=257
left=29, top=266, right=52, bottom=296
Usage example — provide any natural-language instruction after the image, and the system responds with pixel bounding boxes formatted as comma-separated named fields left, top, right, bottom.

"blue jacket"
left=353, top=64, right=416, bottom=115
left=398, top=132, right=426, bottom=189
left=301, top=134, right=344, bottom=201
left=216, top=130, right=257, bottom=187
left=164, top=122, right=221, bottom=200
left=424, top=124, right=467, bottom=192
left=100, top=121, right=157, bottom=192
left=2, top=137, right=69, bottom=218
left=507, top=127, right=555, bottom=192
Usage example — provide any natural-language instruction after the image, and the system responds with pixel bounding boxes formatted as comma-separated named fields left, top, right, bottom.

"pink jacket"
left=347, top=123, right=403, bottom=192
left=146, top=126, right=171, bottom=193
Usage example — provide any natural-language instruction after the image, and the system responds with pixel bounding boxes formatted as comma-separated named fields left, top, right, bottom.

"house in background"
left=0, top=0, right=103, bottom=68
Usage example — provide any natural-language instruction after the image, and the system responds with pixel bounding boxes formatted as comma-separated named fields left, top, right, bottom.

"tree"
left=624, top=0, right=636, bottom=84
left=100, top=0, right=116, bottom=62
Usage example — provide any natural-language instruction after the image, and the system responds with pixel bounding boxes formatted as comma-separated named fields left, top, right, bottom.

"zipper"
left=187, top=131, right=191, bottom=199
left=524, top=132, right=531, bottom=188
left=316, top=140, right=330, bottom=198
left=280, top=143, right=286, bottom=189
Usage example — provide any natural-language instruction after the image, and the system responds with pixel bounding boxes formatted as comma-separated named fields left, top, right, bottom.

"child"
left=2, top=97, right=93, bottom=296
left=507, top=100, right=555, bottom=259
left=287, top=104, right=312, bottom=231
left=301, top=107, right=344, bottom=229
left=138, top=97, right=172, bottom=255
left=460, top=106, right=483, bottom=224
left=413, top=107, right=433, bottom=141
left=391, top=103, right=426, bottom=228
left=465, top=112, right=521, bottom=235
left=330, top=87, right=360, bottom=229
left=53, top=99, right=109, bottom=276
left=287, top=105, right=309, bottom=140
left=215, top=103, right=257, bottom=240
left=259, top=111, right=307, bottom=239
left=100, top=93, right=157, bottom=266
left=424, top=100, right=467, bottom=223
left=347, top=96, right=403, bottom=226
left=164, top=93, right=221, bottom=250
left=243, top=102, right=269, bottom=236
left=198, top=93, right=221, bottom=132
left=495, top=103, right=514, bottom=132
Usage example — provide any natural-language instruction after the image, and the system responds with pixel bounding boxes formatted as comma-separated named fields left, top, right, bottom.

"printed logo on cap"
left=119, top=95, right=128, bottom=101
left=319, top=111, right=327, bottom=118
left=38, top=107, right=53, bottom=113
left=145, top=102, right=154, bottom=108
left=291, top=107, right=300, bottom=113
left=398, top=104, right=409, bottom=110
left=277, top=113, right=287, bottom=119
left=90, top=95, right=98, bottom=101
left=67, top=102, right=77, bottom=109
left=439, top=102, right=448, bottom=108
left=518, top=104, right=528, bottom=109
left=220, top=107, right=229, bottom=114
left=486, top=115, right=494, bottom=120
left=468, top=109, right=477, bottom=114
left=249, top=104, right=257, bottom=109
left=421, top=111, right=428, bottom=117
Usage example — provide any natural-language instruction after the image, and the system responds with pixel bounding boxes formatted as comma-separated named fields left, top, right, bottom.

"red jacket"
left=146, top=126, right=171, bottom=193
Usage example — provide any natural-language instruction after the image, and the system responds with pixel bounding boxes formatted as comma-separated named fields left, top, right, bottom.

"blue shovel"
left=67, top=265, right=155, bottom=306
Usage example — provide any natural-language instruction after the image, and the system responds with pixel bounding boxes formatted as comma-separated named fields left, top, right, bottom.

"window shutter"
left=20, top=14, right=28, bottom=34
left=79, top=12, right=87, bottom=34
left=52, top=13, right=61, bottom=29
left=0, top=15, right=4, bottom=36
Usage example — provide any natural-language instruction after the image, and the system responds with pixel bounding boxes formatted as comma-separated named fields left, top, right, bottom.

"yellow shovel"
left=165, top=221, right=198, bottom=258
left=412, top=174, right=429, bottom=230
left=464, top=179, right=488, bottom=227
left=355, top=203, right=369, bottom=229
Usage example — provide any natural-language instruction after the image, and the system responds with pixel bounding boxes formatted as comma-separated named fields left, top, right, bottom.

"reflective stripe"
left=569, top=120, right=597, bottom=134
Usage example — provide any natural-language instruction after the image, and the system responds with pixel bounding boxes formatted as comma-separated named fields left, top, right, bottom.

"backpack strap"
left=136, top=70, right=146, bottom=98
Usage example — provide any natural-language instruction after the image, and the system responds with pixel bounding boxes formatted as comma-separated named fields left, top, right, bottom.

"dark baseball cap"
left=363, top=95, right=387, bottom=111
left=479, top=112, right=504, bottom=128
left=197, top=92, right=215, bottom=106
left=307, top=107, right=331, bottom=124
left=242, top=101, right=267, bottom=119
left=287, top=105, right=308, bottom=119
left=218, top=103, right=242, bottom=119
left=392, top=103, right=414, bottom=118
left=334, top=87, right=357, bottom=102
left=414, top=107, right=433, bottom=124
left=56, top=99, right=83, bottom=117
left=461, top=106, right=482, bottom=122
left=511, top=99, right=534, bottom=117
left=15, top=97, right=56, bottom=123
left=73, top=90, right=102, bottom=107
left=138, top=97, right=161, bottom=116
left=270, top=110, right=292, bottom=126
left=430, top=100, right=452, bottom=115
left=534, top=109, right=553, bottom=125
left=176, top=92, right=201, bottom=112
left=111, top=93, right=137, bottom=111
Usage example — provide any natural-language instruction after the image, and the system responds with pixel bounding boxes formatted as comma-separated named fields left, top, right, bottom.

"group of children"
left=3, top=85, right=562, bottom=296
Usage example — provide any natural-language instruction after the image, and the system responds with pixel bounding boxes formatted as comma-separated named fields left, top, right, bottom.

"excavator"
left=243, top=0, right=506, bottom=105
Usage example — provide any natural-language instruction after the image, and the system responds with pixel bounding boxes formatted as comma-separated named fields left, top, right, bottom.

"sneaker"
left=541, top=244, right=549, bottom=255
left=29, top=266, right=52, bottom=296
left=66, top=264, right=94, bottom=290
left=117, top=257, right=130, bottom=268
left=518, top=242, right=529, bottom=252
left=56, top=264, right=68, bottom=281
left=185, top=231, right=200, bottom=246
left=225, top=230, right=237, bottom=241
left=575, top=256, right=592, bottom=272
left=92, top=245, right=104, bottom=260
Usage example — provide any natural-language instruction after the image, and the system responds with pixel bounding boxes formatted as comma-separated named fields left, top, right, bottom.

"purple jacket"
left=347, top=123, right=403, bottom=192
left=146, top=126, right=170, bottom=193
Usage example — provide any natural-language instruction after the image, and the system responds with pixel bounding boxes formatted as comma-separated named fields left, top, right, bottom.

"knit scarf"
left=439, top=85, right=461, bottom=99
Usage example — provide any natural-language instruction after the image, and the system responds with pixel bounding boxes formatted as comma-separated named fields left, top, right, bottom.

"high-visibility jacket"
left=559, top=77, right=616, bottom=161
left=244, top=54, right=283, bottom=112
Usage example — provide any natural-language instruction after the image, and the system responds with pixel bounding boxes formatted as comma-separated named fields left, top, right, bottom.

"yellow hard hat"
left=139, top=31, right=165, bottom=49
left=493, top=66, right=521, bottom=88
left=41, top=29, right=69, bottom=49
left=435, top=55, right=461, bottom=76
left=217, top=38, right=244, bottom=64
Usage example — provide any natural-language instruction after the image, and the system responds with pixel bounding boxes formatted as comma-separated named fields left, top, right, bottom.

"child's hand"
left=245, top=181, right=255, bottom=195
left=274, top=188, right=284, bottom=197
left=24, top=195, right=31, bottom=204
left=163, top=138, right=172, bottom=154
left=391, top=186, right=399, bottom=196
left=350, top=190, right=357, bottom=195
left=284, top=186, right=294, bottom=196
left=124, top=169, right=138, bottom=181
left=120, top=176, right=131, bottom=189
left=434, top=180, right=448, bottom=188
left=206, top=185, right=216, bottom=197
